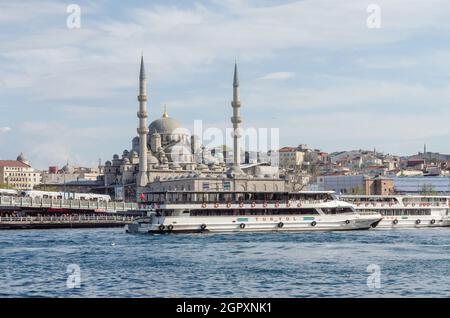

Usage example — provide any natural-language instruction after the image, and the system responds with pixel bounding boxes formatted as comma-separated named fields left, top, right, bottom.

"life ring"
left=251, top=202, right=256, bottom=208
left=297, top=202, right=302, bottom=208
left=415, top=219, right=421, bottom=225
left=286, top=202, right=291, bottom=208
left=158, top=224, right=165, bottom=231
left=345, top=220, right=351, bottom=225
left=226, top=202, right=232, bottom=208
left=214, top=203, right=219, bottom=208
left=430, top=219, right=436, bottom=225
left=275, top=201, right=280, bottom=208
left=200, top=224, right=207, bottom=230
left=311, top=221, right=317, bottom=227
left=263, top=201, right=268, bottom=208
left=239, top=223, right=246, bottom=229
left=201, top=202, right=207, bottom=208
left=278, top=222, right=284, bottom=228
left=239, top=202, right=244, bottom=208
left=393, top=219, right=398, bottom=225
left=167, top=224, right=174, bottom=231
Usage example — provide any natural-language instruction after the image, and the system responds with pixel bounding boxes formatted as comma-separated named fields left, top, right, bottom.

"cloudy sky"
left=0, top=0, right=449, bottom=169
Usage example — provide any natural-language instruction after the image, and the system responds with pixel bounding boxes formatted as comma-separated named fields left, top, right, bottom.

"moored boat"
left=340, top=195, right=450, bottom=228
left=126, top=191, right=382, bottom=234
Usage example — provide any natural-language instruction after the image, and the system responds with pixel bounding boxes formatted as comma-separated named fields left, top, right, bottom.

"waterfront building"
left=392, top=176, right=450, bottom=194
left=316, top=174, right=394, bottom=195
left=0, top=153, right=41, bottom=190
left=40, top=163, right=101, bottom=185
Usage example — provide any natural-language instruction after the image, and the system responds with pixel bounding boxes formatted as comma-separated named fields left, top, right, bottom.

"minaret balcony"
left=137, top=95, right=148, bottom=102
left=137, top=127, right=149, bottom=134
left=231, top=117, right=242, bottom=124
left=231, top=101, right=241, bottom=107
left=137, top=111, right=148, bottom=118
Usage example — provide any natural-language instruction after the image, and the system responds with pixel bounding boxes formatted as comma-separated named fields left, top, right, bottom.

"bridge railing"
left=0, top=196, right=140, bottom=212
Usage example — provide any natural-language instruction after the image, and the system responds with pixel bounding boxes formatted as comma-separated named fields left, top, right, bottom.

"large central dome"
left=148, top=110, right=182, bottom=135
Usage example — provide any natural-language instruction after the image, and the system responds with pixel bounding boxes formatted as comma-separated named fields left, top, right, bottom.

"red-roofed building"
left=0, top=153, right=41, bottom=190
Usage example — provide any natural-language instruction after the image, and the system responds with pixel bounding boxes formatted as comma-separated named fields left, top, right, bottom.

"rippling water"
left=1, top=228, right=450, bottom=297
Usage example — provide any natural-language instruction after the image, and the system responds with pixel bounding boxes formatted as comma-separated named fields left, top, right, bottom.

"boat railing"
left=149, top=199, right=336, bottom=206
left=353, top=201, right=448, bottom=208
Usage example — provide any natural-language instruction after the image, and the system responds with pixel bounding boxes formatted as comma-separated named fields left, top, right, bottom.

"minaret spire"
left=163, top=104, right=168, bottom=118
left=233, top=62, right=239, bottom=87
left=139, top=54, right=146, bottom=80
left=137, top=55, right=149, bottom=188
left=228, top=62, right=245, bottom=177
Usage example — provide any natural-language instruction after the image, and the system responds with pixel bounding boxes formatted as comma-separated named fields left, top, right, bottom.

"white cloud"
left=0, top=126, right=11, bottom=133
left=1, top=0, right=450, bottom=165
left=259, top=72, right=295, bottom=80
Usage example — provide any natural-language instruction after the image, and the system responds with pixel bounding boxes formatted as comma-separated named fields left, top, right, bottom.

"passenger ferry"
left=126, top=191, right=382, bottom=234
left=340, top=195, right=450, bottom=228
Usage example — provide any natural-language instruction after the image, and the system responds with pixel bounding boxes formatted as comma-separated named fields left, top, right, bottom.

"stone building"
left=102, top=57, right=286, bottom=201
left=0, top=153, right=41, bottom=190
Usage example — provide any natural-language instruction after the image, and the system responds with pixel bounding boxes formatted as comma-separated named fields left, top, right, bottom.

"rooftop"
left=0, top=160, right=31, bottom=168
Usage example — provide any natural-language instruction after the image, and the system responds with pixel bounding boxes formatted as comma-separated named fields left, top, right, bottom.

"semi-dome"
left=130, top=150, right=138, bottom=158
left=147, top=151, right=159, bottom=164
left=148, top=110, right=183, bottom=135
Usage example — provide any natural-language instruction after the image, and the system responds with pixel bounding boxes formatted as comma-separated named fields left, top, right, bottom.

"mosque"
left=102, top=56, right=284, bottom=201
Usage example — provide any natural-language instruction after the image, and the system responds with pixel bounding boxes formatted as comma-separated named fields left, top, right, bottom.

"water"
left=1, top=228, right=450, bottom=297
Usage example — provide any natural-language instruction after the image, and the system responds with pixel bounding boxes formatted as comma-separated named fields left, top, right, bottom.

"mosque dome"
left=62, top=162, right=75, bottom=174
left=148, top=109, right=183, bottom=135
left=147, top=151, right=159, bottom=164
left=16, top=152, right=29, bottom=165
left=105, top=161, right=112, bottom=166
left=130, top=150, right=138, bottom=158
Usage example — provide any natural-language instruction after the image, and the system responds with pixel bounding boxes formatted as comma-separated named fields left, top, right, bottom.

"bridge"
left=0, top=195, right=143, bottom=213
left=0, top=215, right=137, bottom=230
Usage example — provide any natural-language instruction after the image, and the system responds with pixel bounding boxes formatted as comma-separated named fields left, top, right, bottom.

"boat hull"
left=375, top=216, right=450, bottom=229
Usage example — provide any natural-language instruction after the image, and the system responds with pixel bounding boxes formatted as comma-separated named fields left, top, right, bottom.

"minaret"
left=137, top=55, right=149, bottom=187
left=228, top=63, right=244, bottom=177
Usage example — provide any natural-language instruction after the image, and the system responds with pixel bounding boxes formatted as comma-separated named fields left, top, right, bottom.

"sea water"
left=0, top=228, right=449, bottom=297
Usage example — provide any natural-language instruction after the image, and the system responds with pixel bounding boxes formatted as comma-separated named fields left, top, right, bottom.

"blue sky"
left=0, top=0, right=450, bottom=169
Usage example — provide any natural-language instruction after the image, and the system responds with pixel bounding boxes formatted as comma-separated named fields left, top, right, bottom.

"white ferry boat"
left=126, top=191, right=382, bottom=234
left=340, top=195, right=450, bottom=228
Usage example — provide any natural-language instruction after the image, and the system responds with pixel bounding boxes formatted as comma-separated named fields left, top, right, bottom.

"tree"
left=0, top=183, right=15, bottom=190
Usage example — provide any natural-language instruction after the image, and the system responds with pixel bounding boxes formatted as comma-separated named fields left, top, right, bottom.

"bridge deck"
left=0, top=215, right=136, bottom=230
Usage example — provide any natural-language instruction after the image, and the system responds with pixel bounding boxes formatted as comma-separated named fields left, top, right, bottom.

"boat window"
left=322, top=207, right=354, bottom=214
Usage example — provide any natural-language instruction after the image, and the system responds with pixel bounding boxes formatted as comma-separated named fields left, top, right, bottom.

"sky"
left=0, top=0, right=450, bottom=169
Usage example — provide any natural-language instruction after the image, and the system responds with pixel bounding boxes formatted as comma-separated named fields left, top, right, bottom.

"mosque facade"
left=102, top=57, right=284, bottom=201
